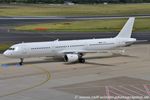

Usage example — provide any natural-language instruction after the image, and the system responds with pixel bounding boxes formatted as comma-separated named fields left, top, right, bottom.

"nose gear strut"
left=19, top=58, right=24, bottom=65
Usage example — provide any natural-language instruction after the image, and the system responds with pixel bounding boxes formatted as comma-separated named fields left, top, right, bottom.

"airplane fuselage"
left=4, top=38, right=136, bottom=58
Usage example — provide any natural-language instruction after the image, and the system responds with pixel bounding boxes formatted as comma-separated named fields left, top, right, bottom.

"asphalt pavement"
left=0, top=16, right=150, bottom=43
left=1, top=15, right=150, bottom=26
left=0, top=31, right=149, bottom=43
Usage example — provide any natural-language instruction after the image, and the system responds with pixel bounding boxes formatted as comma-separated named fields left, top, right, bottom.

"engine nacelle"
left=64, top=54, right=79, bottom=63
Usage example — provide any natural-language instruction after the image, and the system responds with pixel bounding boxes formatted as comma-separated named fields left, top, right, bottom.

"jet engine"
left=64, top=54, right=79, bottom=63
left=64, top=54, right=85, bottom=63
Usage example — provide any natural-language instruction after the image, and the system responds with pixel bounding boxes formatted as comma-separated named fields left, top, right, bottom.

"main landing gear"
left=78, top=53, right=85, bottom=63
left=19, top=58, right=24, bottom=65
left=79, top=58, right=85, bottom=63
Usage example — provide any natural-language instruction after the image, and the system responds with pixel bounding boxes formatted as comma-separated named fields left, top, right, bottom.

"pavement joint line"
left=0, top=64, right=51, bottom=98
left=119, top=86, right=145, bottom=96
left=108, top=90, right=123, bottom=96
left=129, top=85, right=148, bottom=94
left=109, top=86, right=133, bottom=96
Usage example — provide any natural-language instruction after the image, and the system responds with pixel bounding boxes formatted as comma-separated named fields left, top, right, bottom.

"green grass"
left=0, top=43, right=12, bottom=52
left=0, top=4, right=150, bottom=16
left=15, top=18, right=150, bottom=32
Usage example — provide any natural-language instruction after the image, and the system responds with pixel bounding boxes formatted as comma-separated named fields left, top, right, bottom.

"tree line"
left=0, top=0, right=150, bottom=3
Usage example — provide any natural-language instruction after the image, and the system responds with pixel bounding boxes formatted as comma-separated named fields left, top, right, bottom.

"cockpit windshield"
left=8, top=48, right=15, bottom=50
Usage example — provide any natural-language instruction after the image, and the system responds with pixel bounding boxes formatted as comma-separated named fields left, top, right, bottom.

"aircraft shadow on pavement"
left=84, top=62, right=114, bottom=66
left=1, top=58, right=62, bottom=66
left=85, top=53, right=138, bottom=60
left=1, top=54, right=138, bottom=66
left=83, top=54, right=138, bottom=66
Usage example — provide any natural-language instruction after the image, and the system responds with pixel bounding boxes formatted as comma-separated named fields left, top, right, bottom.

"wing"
left=59, top=50, right=99, bottom=54
left=59, top=49, right=123, bottom=55
left=55, top=49, right=127, bottom=60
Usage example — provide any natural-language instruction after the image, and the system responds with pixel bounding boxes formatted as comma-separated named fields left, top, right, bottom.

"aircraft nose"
left=3, top=51, right=10, bottom=57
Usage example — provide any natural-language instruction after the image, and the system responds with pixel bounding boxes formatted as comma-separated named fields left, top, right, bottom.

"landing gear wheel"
left=19, top=58, right=24, bottom=65
left=79, top=58, right=85, bottom=63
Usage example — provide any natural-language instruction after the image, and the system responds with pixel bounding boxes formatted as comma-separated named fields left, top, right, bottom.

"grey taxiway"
left=0, top=44, right=150, bottom=100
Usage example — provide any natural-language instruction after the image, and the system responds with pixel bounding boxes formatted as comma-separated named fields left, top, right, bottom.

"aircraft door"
left=21, top=45, right=29, bottom=57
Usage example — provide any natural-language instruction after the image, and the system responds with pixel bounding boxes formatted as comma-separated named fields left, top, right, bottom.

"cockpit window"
left=8, top=48, right=15, bottom=50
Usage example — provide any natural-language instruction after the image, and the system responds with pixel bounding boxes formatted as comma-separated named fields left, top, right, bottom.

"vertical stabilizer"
left=115, top=17, right=135, bottom=38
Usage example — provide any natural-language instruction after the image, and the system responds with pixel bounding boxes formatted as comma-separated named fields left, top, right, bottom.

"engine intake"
left=64, top=54, right=79, bottom=63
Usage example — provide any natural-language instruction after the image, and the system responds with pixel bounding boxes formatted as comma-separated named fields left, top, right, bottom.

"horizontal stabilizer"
left=134, top=40, right=148, bottom=44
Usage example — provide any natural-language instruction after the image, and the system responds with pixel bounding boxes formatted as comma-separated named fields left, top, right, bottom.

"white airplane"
left=4, top=17, right=136, bottom=65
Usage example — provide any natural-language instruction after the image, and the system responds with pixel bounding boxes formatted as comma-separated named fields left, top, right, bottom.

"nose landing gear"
left=19, top=58, right=24, bottom=65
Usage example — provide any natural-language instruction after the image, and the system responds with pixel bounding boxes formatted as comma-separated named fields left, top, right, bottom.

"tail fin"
left=115, top=17, right=135, bottom=38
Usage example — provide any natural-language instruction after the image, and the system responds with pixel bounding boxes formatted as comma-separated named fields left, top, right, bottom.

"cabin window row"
left=55, top=45, right=85, bottom=48
left=89, top=44, right=100, bottom=46
left=31, top=47, right=50, bottom=50
left=90, top=43, right=114, bottom=46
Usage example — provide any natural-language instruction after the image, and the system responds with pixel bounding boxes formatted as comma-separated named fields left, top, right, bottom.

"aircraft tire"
left=79, top=58, right=85, bottom=63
